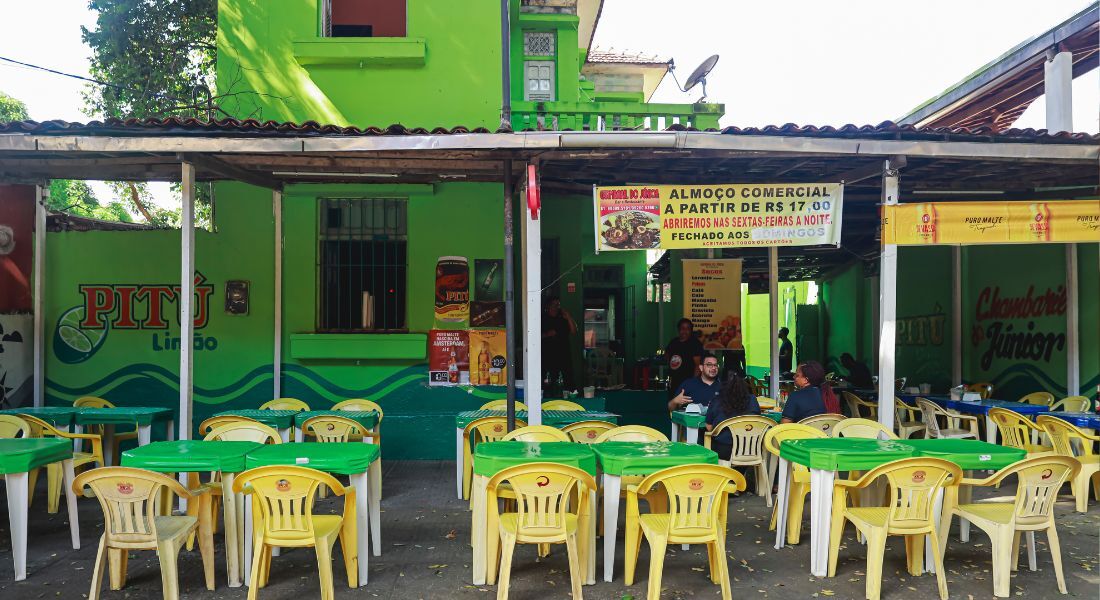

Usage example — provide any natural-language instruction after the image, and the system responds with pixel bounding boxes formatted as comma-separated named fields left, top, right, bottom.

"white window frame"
left=524, top=60, right=555, bottom=102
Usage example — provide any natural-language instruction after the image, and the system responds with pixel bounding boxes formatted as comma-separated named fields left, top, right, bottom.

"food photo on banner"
left=428, top=329, right=470, bottom=386
left=594, top=183, right=844, bottom=251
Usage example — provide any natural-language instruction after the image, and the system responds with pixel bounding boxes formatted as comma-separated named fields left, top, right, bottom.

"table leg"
left=1026, top=531, right=1037, bottom=571
left=350, top=472, right=371, bottom=586
left=808, top=468, right=835, bottom=577
left=5, top=471, right=29, bottom=581
left=959, top=474, right=972, bottom=542
left=471, top=474, right=488, bottom=585
left=985, top=415, right=997, bottom=444
left=455, top=428, right=464, bottom=499
left=72, top=425, right=83, bottom=453
left=137, top=423, right=152, bottom=446
left=294, top=425, right=304, bottom=443
left=671, top=422, right=681, bottom=443
left=62, top=459, right=80, bottom=550
left=166, top=419, right=175, bottom=441
left=586, top=488, right=597, bottom=585
left=243, top=496, right=253, bottom=585
left=774, top=458, right=790, bottom=550
left=602, top=473, right=621, bottom=583
left=924, top=488, right=945, bottom=575
left=102, top=425, right=116, bottom=466
left=221, top=472, right=242, bottom=587
left=686, top=426, right=699, bottom=445
left=278, top=427, right=291, bottom=443
left=368, top=459, right=382, bottom=557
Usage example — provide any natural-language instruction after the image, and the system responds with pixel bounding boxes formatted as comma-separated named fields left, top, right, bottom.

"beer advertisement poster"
left=595, top=183, right=843, bottom=251
left=883, top=200, right=1100, bottom=245
left=470, top=301, right=505, bottom=328
left=428, top=329, right=469, bottom=386
left=682, top=259, right=744, bottom=350
left=434, top=256, right=470, bottom=327
left=469, top=329, right=507, bottom=386
left=474, top=259, right=504, bottom=301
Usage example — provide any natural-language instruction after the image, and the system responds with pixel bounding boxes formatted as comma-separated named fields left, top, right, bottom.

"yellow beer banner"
left=882, top=200, right=1100, bottom=245
left=682, top=259, right=743, bottom=350
left=594, top=183, right=844, bottom=251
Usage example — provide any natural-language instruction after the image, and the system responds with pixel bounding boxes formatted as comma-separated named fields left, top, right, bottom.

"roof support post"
left=1065, top=243, right=1079, bottom=397
left=179, top=162, right=195, bottom=442
left=769, top=247, right=780, bottom=400
left=503, top=160, right=517, bottom=431
left=1044, top=49, right=1073, bottom=134
left=273, top=189, right=283, bottom=399
left=521, top=163, right=542, bottom=425
left=952, top=246, right=963, bottom=387
left=32, top=183, right=46, bottom=407
left=877, top=159, right=900, bottom=433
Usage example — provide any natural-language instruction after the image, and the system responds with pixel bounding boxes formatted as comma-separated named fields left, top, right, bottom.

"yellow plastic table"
left=121, top=440, right=262, bottom=587
left=243, top=443, right=382, bottom=586
left=0, top=438, right=81, bottom=581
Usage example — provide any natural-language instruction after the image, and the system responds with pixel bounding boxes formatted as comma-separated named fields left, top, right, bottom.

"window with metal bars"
left=318, top=198, right=407, bottom=332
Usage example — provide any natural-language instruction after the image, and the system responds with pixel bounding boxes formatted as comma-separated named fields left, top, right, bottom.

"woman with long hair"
left=705, top=375, right=761, bottom=460
left=780, top=360, right=840, bottom=423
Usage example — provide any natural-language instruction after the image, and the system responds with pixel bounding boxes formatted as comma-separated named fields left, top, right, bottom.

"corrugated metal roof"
left=0, top=117, right=1096, bottom=143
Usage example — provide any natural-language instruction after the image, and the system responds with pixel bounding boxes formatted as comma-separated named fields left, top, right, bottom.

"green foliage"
left=48, top=180, right=136, bottom=223
left=0, top=90, right=29, bottom=121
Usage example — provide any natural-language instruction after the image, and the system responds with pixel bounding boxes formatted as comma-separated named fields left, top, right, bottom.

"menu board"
left=682, top=259, right=743, bottom=350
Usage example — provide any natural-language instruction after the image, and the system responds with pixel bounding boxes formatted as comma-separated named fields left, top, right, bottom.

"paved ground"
left=1, top=460, right=1097, bottom=599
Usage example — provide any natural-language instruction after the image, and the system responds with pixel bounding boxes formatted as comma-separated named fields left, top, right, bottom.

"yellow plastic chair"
left=894, top=398, right=926, bottom=439
left=704, top=415, right=774, bottom=505
left=234, top=465, right=358, bottom=598
left=21, top=414, right=103, bottom=513
left=832, top=418, right=899, bottom=440
left=480, top=400, right=528, bottom=411
left=968, top=382, right=995, bottom=400
left=1036, top=416, right=1100, bottom=513
left=542, top=400, right=586, bottom=411
left=623, top=464, right=747, bottom=600
left=941, top=455, right=1079, bottom=598
left=258, top=397, right=310, bottom=412
left=0, top=414, right=31, bottom=438
left=561, top=420, right=617, bottom=444
left=501, top=425, right=570, bottom=442
left=332, top=399, right=384, bottom=443
left=75, top=467, right=215, bottom=600
left=303, top=414, right=368, bottom=443
left=843, top=391, right=879, bottom=420
left=1018, top=392, right=1054, bottom=406
left=916, top=398, right=979, bottom=439
left=205, top=422, right=282, bottom=444
left=486, top=463, right=596, bottom=600
left=763, top=424, right=826, bottom=544
left=198, top=415, right=262, bottom=437
left=463, top=417, right=527, bottom=501
left=827, top=457, right=962, bottom=600
left=1050, top=395, right=1092, bottom=413
left=798, top=413, right=845, bottom=435
left=988, top=408, right=1051, bottom=456
left=593, top=425, right=669, bottom=443
left=74, top=396, right=138, bottom=460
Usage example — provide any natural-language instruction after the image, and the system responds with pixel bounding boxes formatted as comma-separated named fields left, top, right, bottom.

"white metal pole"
left=32, top=184, right=47, bottom=408
left=877, top=160, right=900, bottom=430
left=952, top=246, right=962, bottom=387
left=273, top=189, right=283, bottom=399
left=769, top=247, right=780, bottom=399
left=521, top=189, right=542, bottom=425
left=1065, top=244, right=1080, bottom=397
left=1044, top=50, right=1073, bottom=134
left=179, top=163, right=195, bottom=441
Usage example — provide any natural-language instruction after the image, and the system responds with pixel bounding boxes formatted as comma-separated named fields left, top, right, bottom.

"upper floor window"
left=322, top=0, right=407, bottom=38
left=523, top=32, right=555, bottom=57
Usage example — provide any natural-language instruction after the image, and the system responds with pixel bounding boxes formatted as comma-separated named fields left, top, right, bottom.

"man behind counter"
left=665, top=318, right=704, bottom=398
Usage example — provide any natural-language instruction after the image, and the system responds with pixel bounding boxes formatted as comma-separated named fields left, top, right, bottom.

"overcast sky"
left=1, top=1, right=1096, bottom=209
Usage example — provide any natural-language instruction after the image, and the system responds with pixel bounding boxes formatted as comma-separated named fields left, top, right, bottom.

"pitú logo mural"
left=54, top=273, right=218, bottom=364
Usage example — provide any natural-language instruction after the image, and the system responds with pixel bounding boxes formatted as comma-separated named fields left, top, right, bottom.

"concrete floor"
left=1, top=460, right=1097, bottom=599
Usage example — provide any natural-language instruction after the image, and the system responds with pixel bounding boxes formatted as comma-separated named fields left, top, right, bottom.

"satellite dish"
left=674, top=54, right=719, bottom=103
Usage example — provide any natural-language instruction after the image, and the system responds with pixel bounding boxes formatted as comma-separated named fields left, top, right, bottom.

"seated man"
left=668, top=353, right=722, bottom=412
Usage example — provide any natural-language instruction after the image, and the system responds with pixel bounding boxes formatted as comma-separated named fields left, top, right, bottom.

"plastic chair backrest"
left=74, top=396, right=115, bottom=408
left=204, top=421, right=281, bottom=444
left=542, top=400, right=586, bottom=411
left=199, top=415, right=262, bottom=436
left=832, top=418, right=898, bottom=440
left=479, top=400, right=529, bottom=411
left=466, top=417, right=527, bottom=446
left=894, top=398, right=919, bottom=424
left=707, top=416, right=774, bottom=465
left=593, top=425, right=669, bottom=443
left=968, top=382, right=994, bottom=400
left=502, top=425, right=570, bottom=442
left=259, top=398, right=310, bottom=412
left=915, top=398, right=945, bottom=437
left=486, top=463, right=595, bottom=542
left=988, top=408, right=1042, bottom=451
left=561, top=420, right=616, bottom=444
left=636, top=464, right=746, bottom=536
left=234, top=465, right=345, bottom=546
left=996, top=456, right=1080, bottom=525
left=1037, top=416, right=1096, bottom=458
left=0, top=415, right=32, bottom=438
left=302, top=415, right=363, bottom=443
left=763, top=423, right=827, bottom=457
left=842, top=392, right=862, bottom=418
left=332, top=399, right=384, bottom=422
left=74, top=467, right=188, bottom=547
left=861, top=457, right=960, bottom=532
left=1050, top=395, right=1092, bottom=412
left=797, top=413, right=845, bottom=435
left=1018, top=392, right=1054, bottom=406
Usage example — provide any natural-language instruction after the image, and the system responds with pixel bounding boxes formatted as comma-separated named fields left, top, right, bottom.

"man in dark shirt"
left=778, top=327, right=793, bottom=374
left=668, top=353, right=722, bottom=411
left=840, top=353, right=874, bottom=389
left=542, top=297, right=577, bottom=390
left=665, top=318, right=704, bottom=398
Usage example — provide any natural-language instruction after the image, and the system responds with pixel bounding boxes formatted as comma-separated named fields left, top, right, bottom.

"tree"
left=49, top=180, right=134, bottom=223
left=0, top=90, right=29, bottom=121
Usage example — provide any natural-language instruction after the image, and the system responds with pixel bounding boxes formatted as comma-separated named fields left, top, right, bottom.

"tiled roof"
left=0, top=117, right=1096, bottom=143
left=587, top=48, right=669, bottom=65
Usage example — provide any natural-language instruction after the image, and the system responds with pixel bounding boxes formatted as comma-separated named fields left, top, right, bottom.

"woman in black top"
left=780, top=361, right=840, bottom=423
left=705, top=376, right=761, bottom=461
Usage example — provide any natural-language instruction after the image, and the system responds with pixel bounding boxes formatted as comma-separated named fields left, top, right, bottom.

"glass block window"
left=523, top=31, right=555, bottom=56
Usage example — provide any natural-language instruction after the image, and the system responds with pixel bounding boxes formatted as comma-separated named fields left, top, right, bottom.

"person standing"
left=665, top=318, right=704, bottom=398
left=542, top=297, right=577, bottom=390
left=668, top=353, right=722, bottom=411
left=780, top=360, right=840, bottom=423
left=777, top=327, right=793, bottom=374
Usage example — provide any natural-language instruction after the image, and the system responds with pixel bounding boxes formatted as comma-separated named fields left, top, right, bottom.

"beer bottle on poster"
left=917, top=203, right=938, bottom=244
left=1028, top=202, right=1052, bottom=241
left=478, top=343, right=491, bottom=386
left=448, top=351, right=459, bottom=384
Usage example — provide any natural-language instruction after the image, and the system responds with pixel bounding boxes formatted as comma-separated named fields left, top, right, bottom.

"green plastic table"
left=215, top=409, right=299, bottom=442
left=780, top=438, right=918, bottom=471
left=74, top=406, right=175, bottom=466
left=121, top=440, right=261, bottom=587
left=243, top=442, right=381, bottom=586
left=764, top=411, right=783, bottom=423
left=0, top=406, right=80, bottom=428
left=591, top=441, right=719, bottom=582
left=0, top=438, right=80, bottom=581
left=293, top=410, right=380, bottom=443
left=469, top=441, right=598, bottom=586
left=899, top=439, right=1025, bottom=470
left=669, top=410, right=708, bottom=444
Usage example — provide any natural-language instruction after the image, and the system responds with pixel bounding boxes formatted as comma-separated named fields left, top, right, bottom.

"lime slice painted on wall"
left=53, top=306, right=108, bottom=364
